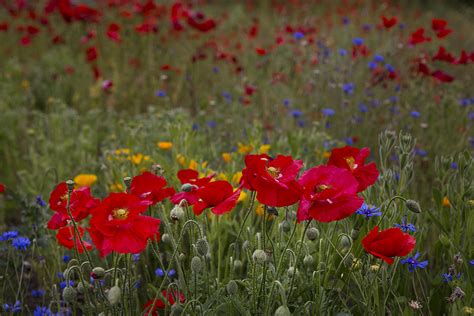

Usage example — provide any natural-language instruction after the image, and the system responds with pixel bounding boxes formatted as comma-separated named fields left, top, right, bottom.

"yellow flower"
left=232, top=172, right=242, bottom=184
left=370, top=264, right=381, bottom=272
left=201, top=161, right=208, bottom=168
left=21, top=80, right=30, bottom=91
left=157, top=142, right=173, bottom=150
left=218, top=173, right=228, bottom=181
left=442, top=196, right=451, bottom=208
left=255, top=204, right=275, bottom=220
left=222, top=153, right=232, bottom=163
left=237, top=190, right=247, bottom=203
left=115, top=148, right=130, bottom=155
left=322, top=151, right=331, bottom=159
left=129, top=153, right=150, bottom=165
left=74, top=174, right=97, bottom=188
left=238, top=143, right=254, bottom=154
left=109, top=183, right=124, bottom=192
left=176, top=154, right=186, bottom=166
left=259, top=144, right=271, bottom=154
left=188, top=159, right=198, bottom=170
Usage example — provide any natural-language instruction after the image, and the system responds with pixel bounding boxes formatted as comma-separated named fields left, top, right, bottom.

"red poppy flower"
left=432, top=70, right=454, bottom=83
left=193, top=180, right=240, bottom=216
left=143, top=290, right=185, bottom=314
left=297, top=165, right=363, bottom=223
left=48, top=182, right=99, bottom=230
left=362, top=226, right=416, bottom=264
left=186, top=15, right=216, bottom=33
left=0, top=183, right=5, bottom=193
left=381, top=16, right=397, bottom=29
left=432, top=18, right=448, bottom=31
left=106, top=23, right=121, bottom=42
left=56, top=226, right=92, bottom=253
left=435, top=28, right=452, bottom=39
left=327, top=146, right=379, bottom=192
left=454, top=50, right=470, bottom=65
left=409, top=28, right=431, bottom=45
left=88, top=193, right=158, bottom=257
left=432, top=46, right=455, bottom=63
left=241, top=154, right=302, bottom=206
left=130, top=172, right=175, bottom=206
left=170, top=169, right=214, bottom=205
left=86, top=46, right=98, bottom=62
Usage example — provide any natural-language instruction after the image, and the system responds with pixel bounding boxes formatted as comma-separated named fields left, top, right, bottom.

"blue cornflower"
left=33, top=306, right=51, bottom=316
left=192, top=123, right=199, bottom=131
left=385, top=64, right=395, bottom=73
left=36, top=195, right=47, bottom=207
left=155, top=90, right=166, bottom=97
left=394, top=216, right=416, bottom=233
left=59, top=280, right=73, bottom=290
left=343, top=83, right=355, bottom=95
left=31, top=289, right=45, bottom=298
left=322, top=108, right=335, bottom=117
left=470, top=259, right=474, bottom=266
left=352, top=38, right=364, bottom=46
left=3, top=301, right=22, bottom=313
left=362, top=24, right=372, bottom=31
left=468, top=112, right=474, bottom=120
left=415, top=148, right=427, bottom=157
left=458, top=98, right=470, bottom=106
left=134, top=280, right=141, bottom=289
left=0, top=230, right=19, bottom=241
left=12, top=236, right=31, bottom=250
left=368, top=61, right=377, bottom=70
left=212, top=67, right=219, bottom=73
left=345, top=137, right=354, bottom=145
left=155, top=268, right=176, bottom=278
left=62, top=255, right=71, bottom=263
left=450, top=162, right=458, bottom=169
left=291, top=110, right=303, bottom=118
left=356, top=203, right=382, bottom=219
left=293, top=31, right=304, bottom=40
left=132, top=254, right=140, bottom=262
left=442, top=272, right=461, bottom=283
left=374, top=54, right=384, bottom=62
left=342, top=16, right=350, bottom=25
left=222, top=91, right=232, bottom=103
left=358, top=103, right=368, bottom=113
left=283, top=99, right=291, bottom=107
left=297, top=120, right=305, bottom=128
left=338, top=49, right=347, bottom=56
left=389, top=96, right=398, bottom=103
left=207, top=121, right=217, bottom=129
left=400, top=253, right=428, bottom=272
left=410, top=111, right=421, bottom=118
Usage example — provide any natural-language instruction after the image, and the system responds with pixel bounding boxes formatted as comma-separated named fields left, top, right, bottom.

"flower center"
left=267, top=166, right=280, bottom=178
left=112, top=208, right=129, bottom=220
left=316, top=184, right=330, bottom=193
left=61, top=193, right=69, bottom=201
left=344, top=156, right=358, bottom=170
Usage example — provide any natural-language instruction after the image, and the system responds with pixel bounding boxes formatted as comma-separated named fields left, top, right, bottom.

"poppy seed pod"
left=66, top=180, right=75, bottom=192
left=179, top=253, right=186, bottom=262
left=107, top=285, right=122, bottom=306
left=196, top=238, right=209, bottom=256
left=191, top=256, right=202, bottom=273
left=405, top=200, right=421, bottom=213
left=339, top=235, right=351, bottom=249
left=267, top=207, right=279, bottom=216
left=253, top=249, right=267, bottom=265
left=161, top=233, right=171, bottom=244
left=351, top=228, right=359, bottom=240
left=287, top=266, right=297, bottom=277
left=274, top=305, right=291, bottom=316
left=233, top=260, right=243, bottom=273
left=62, top=286, right=77, bottom=304
left=303, top=255, right=315, bottom=270
left=226, top=280, right=238, bottom=295
left=280, top=220, right=291, bottom=233
left=306, top=227, right=320, bottom=241
left=91, top=267, right=106, bottom=279
left=123, top=177, right=132, bottom=191
left=170, top=206, right=185, bottom=221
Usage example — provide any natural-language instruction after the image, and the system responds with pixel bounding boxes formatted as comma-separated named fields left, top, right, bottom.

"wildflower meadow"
left=0, top=0, right=473, bottom=315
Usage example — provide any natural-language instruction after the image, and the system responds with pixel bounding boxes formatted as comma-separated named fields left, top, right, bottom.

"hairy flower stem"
left=234, top=191, right=256, bottom=253
left=287, top=220, right=311, bottom=302
left=256, top=206, right=268, bottom=313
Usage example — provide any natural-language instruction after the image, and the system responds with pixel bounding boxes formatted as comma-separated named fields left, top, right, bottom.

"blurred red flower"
left=193, top=180, right=240, bottom=216
left=88, top=193, right=158, bottom=256
left=56, top=226, right=92, bottom=253
left=362, top=226, right=416, bottom=264
left=381, top=16, right=397, bottom=29
left=409, top=28, right=431, bottom=45
left=297, top=165, right=363, bottom=223
left=327, top=146, right=379, bottom=192
left=130, top=172, right=175, bottom=206
left=432, top=70, right=454, bottom=83
left=143, top=290, right=185, bottom=314
left=0, top=183, right=5, bottom=193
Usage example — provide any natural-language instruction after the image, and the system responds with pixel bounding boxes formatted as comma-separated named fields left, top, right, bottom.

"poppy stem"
left=287, top=220, right=311, bottom=302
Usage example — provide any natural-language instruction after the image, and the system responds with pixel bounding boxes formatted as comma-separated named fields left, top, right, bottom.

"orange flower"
left=157, top=142, right=173, bottom=150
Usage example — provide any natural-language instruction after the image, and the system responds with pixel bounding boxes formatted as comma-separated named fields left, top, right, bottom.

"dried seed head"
left=91, top=267, right=106, bottom=279
left=170, top=206, right=185, bottom=221
left=405, top=200, right=421, bottom=213
left=196, top=238, right=209, bottom=256
left=279, top=220, right=291, bottom=233
left=252, top=249, right=267, bottom=265
left=226, top=280, right=238, bottom=295
left=274, top=305, right=291, bottom=316
left=454, top=253, right=463, bottom=265
left=62, top=286, right=77, bottom=304
left=107, top=285, right=122, bottom=306
left=191, top=256, right=202, bottom=273
left=447, top=286, right=465, bottom=303
left=306, top=227, right=320, bottom=241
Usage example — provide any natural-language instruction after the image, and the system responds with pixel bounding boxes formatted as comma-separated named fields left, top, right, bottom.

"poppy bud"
left=91, top=267, right=106, bottom=279
left=181, top=183, right=193, bottom=192
left=196, top=238, right=209, bottom=256
left=252, top=249, right=267, bottom=265
left=171, top=303, right=184, bottom=315
left=267, top=207, right=279, bottom=216
left=161, top=233, right=171, bottom=244
left=62, top=286, right=77, bottom=303
left=179, top=253, right=186, bottom=262
left=306, top=227, right=320, bottom=241
left=233, top=260, right=243, bottom=273
left=170, top=206, right=185, bottom=221
left=279, top=220, right=291, bottom=233
left=351, top=228, right=359, bottom=240
left=226, top=280, right=238, bottom=295
left=287, top=266, right=298, bottom=277
left=66, top=180, right=75, bottom=192
left=107, top=285, right=122, bottom=306
left=123, top=177, right=132, bottom=191
left=274, top=305, right=291, bottom=316
left=303, top=255, right=314, bottom=270
left=339, top=235, right=351, bottom=249
left=242, top=240, right=250, bottom=251
left=152, top=164, right=163, bottom=175
left=405, top=200, right=421, bottom=213
left=191, top=256, right=202, bottom=273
